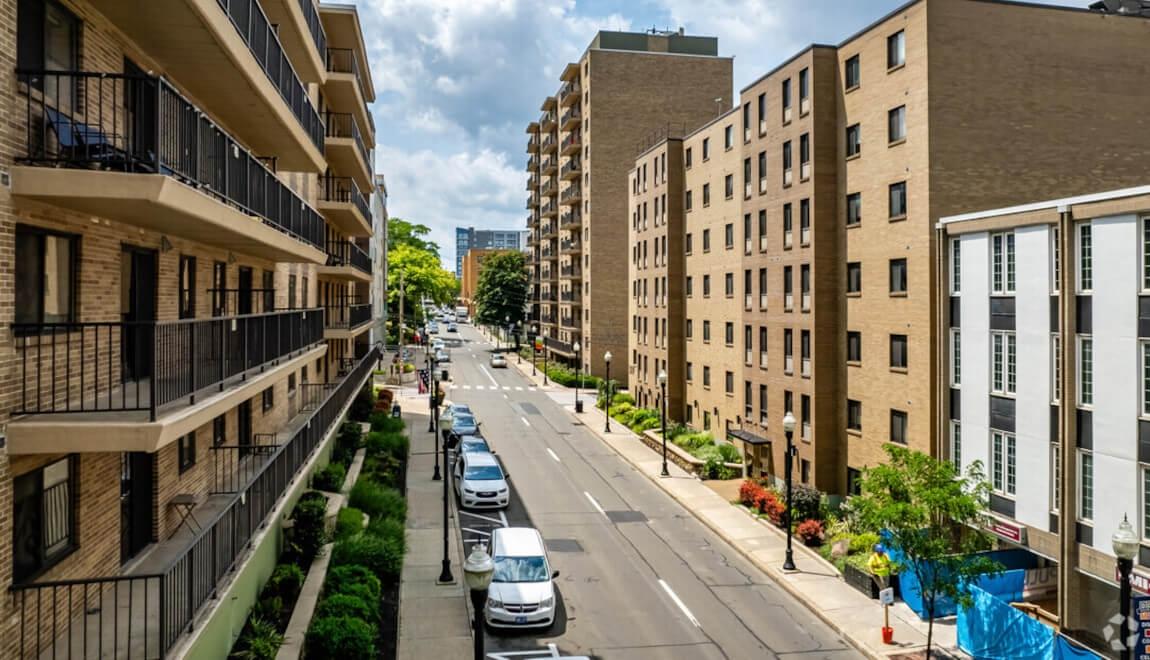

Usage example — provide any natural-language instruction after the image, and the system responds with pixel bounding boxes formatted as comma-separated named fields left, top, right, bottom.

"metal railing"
left=560, top=210, right=580, bottom=227
left=210, top=438, right=279, bottom=494
left=326, top=47, right=360, bottom=79
left=560, top=238, right=581, bottom=253
left=561, top=184, right=581, bottom=204
left=541, top=134, right=555, bottom=151
left=561, top=316, right=578, bottom=328
left=325, top=302, right=372, bottom=329
left=561, top=131, right=580, bottom=152
left=325, top=112, right=370, bottom=170
left=560, top=159, right=580, bottom=179
left=558, top=81, right=580, bottom=104
left=17, top=70, right=327, bottom=251
left=541, top=200, right=556, bottom=216
left=11, top=308, right=323, bottom=420
left=206, top=288, right=277, bottom=316
left=560, top=264, right=582, bottom=278
left=297, top=0, right=327, bottom=62
left=560, top=107, right=580, bottom=127
left=325, top=240, right=372, bottom=275
left=540, top=110, right=555, bottom=126
left=318, top=175, right=371, bottom=221
left=218, top=0, right=324, bottom=150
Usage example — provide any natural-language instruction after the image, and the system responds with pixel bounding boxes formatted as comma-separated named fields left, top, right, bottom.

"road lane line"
left=499, top=511, right=509, bottom=528
left=502, top=385, right=511, bottom=391
left=546, top=448, right=561, bottom=463
left=479, top=365, right=499, bottom=386
left=520, top=417, right=531, bottom=427
left=583, top=491, right=606, bottom=517
left=462, top=385, right=472, bottom=390
left=515, top=386, right=524, bottom=391
left=659, top=579, right=701, bottom=628
left=528, top=387, right=537, bottom=392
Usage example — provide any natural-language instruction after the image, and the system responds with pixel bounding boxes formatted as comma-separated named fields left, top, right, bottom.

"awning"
left=727, top=429, right=771, bottom=446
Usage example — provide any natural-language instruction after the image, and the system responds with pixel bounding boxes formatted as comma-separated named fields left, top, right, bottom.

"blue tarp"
left=893, top=548, right=1038, bottom=619
left=956, top=585, right=1101, bottom=660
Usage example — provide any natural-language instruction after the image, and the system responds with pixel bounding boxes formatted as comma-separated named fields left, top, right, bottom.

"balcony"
left=560, top=238, right=582, bottom=255
left=260, top=0, right=328, bottom=83
left=541, top=200, right=557, bottom=218
left=9, top=346, right=379, bottom=660
left=558, top=81, right=581, bottom=107
left=540, top=110, right=556, bottom=131
left=540, top=222, right=556, bottom=238
left=8, top=308, right=325, bottom=453
left=540, top=313, right=556, bottom=325
left=325, top=112, right=373, bottom=189
left=560, top=210, right=581, bottom=229
left=560, top=159, right=581, bottom=181
left=12, top=70, right=326, bottom=264
left=527, top=135, right=539, bottom=153
left=318, top=240, right=372, bottom=282
left=540, top=244, right=554, bottom=258
left=90, top=0, right=325, bottom=171
left=541, top=178, right=556, bottom=196
left=324, top=302, right=373, bottom=339
left=527, top=156, right=539, bottom=172
left=324, top=48, right=375, bottom=147
left=541, top=291, right=557, bottom=302
left=560, top=316, right=579, bottom=329
left=318, top=175, right=372, bottom=236
left=542, top=157, right=557, bottom=176
left=561, top=183, right=582, bottom=206
left=560, top=107, right=581, bottom=131
left=559, top=290, right=580, bottom=303
left=541, top=134, right=557, bottom=153
left=527, top=194, right=538, bottom=210
left=526, top=175, right=538, bottom=191
left=561, top=132, right=581, bottom=156
left=560, top=264, right=582, bottom=279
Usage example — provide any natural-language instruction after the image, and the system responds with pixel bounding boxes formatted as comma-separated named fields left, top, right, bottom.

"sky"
left=354, top=0, right=1086, bottom=271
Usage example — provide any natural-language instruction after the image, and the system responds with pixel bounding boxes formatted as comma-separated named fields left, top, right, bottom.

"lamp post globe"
left=782, top=411, right=797, bottom=571
left=657, top=369, right=669, bottom=477
left=1115, top=515, right=1139, bottom=660
left=604, top=351, right=613, bottom=432
left=463, top=543, right=495, bottom=660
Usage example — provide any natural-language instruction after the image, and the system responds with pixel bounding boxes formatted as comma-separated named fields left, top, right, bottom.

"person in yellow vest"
left=868, top=543, right=892, bottom=592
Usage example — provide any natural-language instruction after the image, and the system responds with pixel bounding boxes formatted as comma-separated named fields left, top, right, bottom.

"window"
left=759, top=268, right=768, bottom=308
left=950, top=329, right=961, bottom=387
left=1144, top=218, right=1150, bottom=291
left=702, top=229, right=711, bottom=252
left=847, top=331, right=861, bottom=363
left=686, top=190, right=693, bottom=211
left=798, top=67, right=809, bottom=111
left=1051, top=445, right=1061, bottom=513
left=783, top=266, right=793, bottom=310
left=12, top=456, right=75, bottom=582
left=744, top=324, right=753, bottom=363
left=703, top=274, right=711, bottom=297
left=724, top=321, right=734, bottom=345
left=782, top=78, right=792, bottom=119
left=889, top=181, right=907, bottom=219
left=890, top=334, right=908, bottom=369
left=703, top=366, right=711, bottom=387
left=801, top=394, right=810, bottom=439
left=15, top=225, right=77, bottom=325
left=847, top=262, right=862, bottom=294
left=758, top=326, right=768, bottom=367
left=686, top=362, right=693, bottom=381
left=702, top=183, right=711, bottom=207
left=991, top=232, right=1016, bottom=294
left=724, top=223, right=734, bottom=249
left=744, top=269, right=753, bottom=308
left=782, top=141, right=793, bottom=184
left=847, top=400, right=862, bottom=431
left=724, top=174, right=734, bottom=199
left=743, top=159, right=752, bottom=199
left=1079, top=450, right=1093, bottom=521
left=847, top=468, right=862, bottom=496
left=1078, top=223, right=1092, bottom=292
left=887, top=30, right=905, bottom=69
left=757, top=92, right=766, bottom=133
left=725, top=371, right=734, bottom=394
left=288, top=373, right=297, bottom=397
left=785, top=391, right=793, bottom=419
left=743, top=214, right=752, bottom=254
left=890, top=410, right=908, bottom=445
left=799, top=199, right=810, bottom=245
left=703, top=320, right=711, bottom=342
left=179, top=255, right=196, bottom=319
left=990, top=431, right=1016, bottom=496
left=744, top=381, right=753, bottom=417
left=846, top=124, right=860, bottom=158
left=686, top=233, right=693, bottom=254
left=758, top=152, right=767, bottom=194
left=1051, top=334, right=1062, bottom=403
left=702, top=137, right=710, bottom=161
left=686, top=319, right=693, bottom=339
left=1078, top=335, right=1093, bottom=407
left=214, top=414, right=227, bottom=447
left=950, top=421, right=962, bottom=469
left=783, top=204, right=793, bottom=248
left=800, top=265, right=810, bottom=311
left=759, top=385, right=768, bottom=425
left=1143, top=341, right=1150, bottom=417
left=179, top=431, right=197, bottom=473
left=742, top=102, right=751, bottom=141
left=685, top=147, right=693, bottom=168
left=1051, top=227, right=1061, bottom=294
left=950, top=238, right=961, bottom=293
left=991, top=331, right=1017, bottom=395
left=888, top=105, right=906, bottom=143
left=685, top=276, right=693, bottom=297
left=758, top=210, right=768, bottom=251
left=18, top=0, right=80, bottom=107
left=889, top=258, right=907, bottom=294
left=262, top=387, right=274, bottom=412
left=845, top=54, right=860, bottom=89
left=799, top=133, right=810, bottom=179
left=784, top=328, right=794, bottom=373
left=288, top=275, right=297, bottom=309
left=724, top=124, right=733, bottom=150
left=800, top=329, right=811, bottom=376
left=847, top=192, right=861, bottom=226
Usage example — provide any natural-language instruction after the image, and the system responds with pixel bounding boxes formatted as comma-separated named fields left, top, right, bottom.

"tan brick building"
left=0, top=0, right=381, bottom=656
left=459, top=247, right=504, bottom=316
left=526, top=30, right=732, bottom=378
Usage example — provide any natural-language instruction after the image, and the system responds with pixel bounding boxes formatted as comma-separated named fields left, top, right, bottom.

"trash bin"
left=441, top=369, right=449, bottom=381
left=391, top=404, right=401, bottom=418
left=575, top=400, right=584, bottom=413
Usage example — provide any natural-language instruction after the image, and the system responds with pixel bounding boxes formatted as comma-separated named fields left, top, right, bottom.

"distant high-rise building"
left=455, top=227, right=528, bottom=277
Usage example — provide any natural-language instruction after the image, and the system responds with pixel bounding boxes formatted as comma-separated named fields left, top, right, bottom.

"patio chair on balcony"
left=45, top=106, right=130, bottom=168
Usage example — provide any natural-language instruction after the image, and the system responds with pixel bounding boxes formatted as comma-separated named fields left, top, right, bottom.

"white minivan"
left=486, top=528, right=558, bottom=629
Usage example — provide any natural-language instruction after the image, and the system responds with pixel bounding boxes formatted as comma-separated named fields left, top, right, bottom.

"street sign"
left=1134, top=595, right=1150, bottom=659
left=879, top=587, right=894, bottom=606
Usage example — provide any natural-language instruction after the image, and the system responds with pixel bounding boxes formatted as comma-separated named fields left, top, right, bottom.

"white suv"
left=453, top=452, right=509, bottom=509
left=486, top=528, right=558, bottom=629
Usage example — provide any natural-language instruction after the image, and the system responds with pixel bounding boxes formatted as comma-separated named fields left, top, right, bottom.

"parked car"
left=447, top=322, right=458, bottom=333
left=450, top=413, right=480, bottom=438
left=490, top=354, right=508, bottom=368
left=435, top=349, right=450, bottom=363
left=431, top=339, right=446, bottom=352
left=439, top=403, right=472, bottom=430
left=456, top=435, right=491, bottom=455
left=454, top=452, right=509, bottom=509
left=428, top=323, right=439, bottom=334
left=486, top=527, right=558, bottom=629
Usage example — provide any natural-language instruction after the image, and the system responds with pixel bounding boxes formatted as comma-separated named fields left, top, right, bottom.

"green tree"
left=473, top=251, right=529, bottom=331
left=852, top=445, right=1001, bottom=658
left=388, top=243, right=455, bottom=323
left=387, top=218, right=439, bottom=258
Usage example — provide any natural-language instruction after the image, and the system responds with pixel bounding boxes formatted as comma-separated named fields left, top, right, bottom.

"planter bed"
left=638, top=430, right=743, bottom=479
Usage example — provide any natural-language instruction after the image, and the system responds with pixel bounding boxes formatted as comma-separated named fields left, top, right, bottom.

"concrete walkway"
left=500, top=339, right=963, bottom=660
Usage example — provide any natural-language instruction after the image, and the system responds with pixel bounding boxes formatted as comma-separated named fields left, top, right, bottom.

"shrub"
left=366, top=516, right=406, bottom=545
left=361, top=453, right=402, bottom=489
left=369, top=411, right=404, bottom=433
left=326, top=565, right=381, bottom=601
left=266, top=563, right=305, bottom=602
left=631, top=416, right=661, bottom=433
left=312, top=463, right=347, bottom=492
left=331, top=533, right=404, bottom=579
left=402, top=362, right=415, bottom=373
left=348, top=385, right=374, bottom=422
left=850, top=532, right=881, bottom=555
left=717, top=443, right=741, bottom=463
left=788, top=483, right=823, bottom=522
left=316, top=592, right=379, bottom=623
left=754, top=489, right=786, bottom=525
left=305, top=615, right=376, bottom=658
left=232, top=616, right=284, bottom=660
left=335, top=508, right=365, bottom=541
left=364, top=431, right=408, bottom=462
left=349, top=481, right=406, bottom=522
left=797, top=519, right=825, bottom=546
left=676, top=432, right=714, bottom=451
left=609, top=402, right=634, bottom=418
left=289, top=493, right=329, bottom=563
left=739, top=480, right=764, bottom=507
left=338, top=422, right=364, bottom=448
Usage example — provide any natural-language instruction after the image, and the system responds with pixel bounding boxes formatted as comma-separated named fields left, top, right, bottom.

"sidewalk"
left=505, top=351, right=962, bottom=660
left=394, top=384, right=473, bottom=660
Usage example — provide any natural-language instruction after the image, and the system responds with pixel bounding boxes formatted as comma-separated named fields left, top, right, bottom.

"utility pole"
left=397, top=269, right=405, bottom=348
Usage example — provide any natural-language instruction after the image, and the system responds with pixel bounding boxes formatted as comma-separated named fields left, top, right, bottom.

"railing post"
left=189, top=321, right=197, bottom=404
left=220, top=319, right=227, bottom=392
left=150, top=324, right=158, bottom=421
left=154, top=79, right=163, bottom=174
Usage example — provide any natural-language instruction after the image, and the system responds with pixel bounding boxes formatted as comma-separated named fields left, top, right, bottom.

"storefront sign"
left=987, top=518, right=1027, bottom=545
left=1134, top=595, right=1150, bottom=659
left=1022, top=567, right=1058, bottom=601
left=1117, top=568, right=1150, bottom=595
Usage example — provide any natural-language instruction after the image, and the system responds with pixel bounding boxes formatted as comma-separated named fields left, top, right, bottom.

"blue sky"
left=353, top=0, right=1084, bottom=270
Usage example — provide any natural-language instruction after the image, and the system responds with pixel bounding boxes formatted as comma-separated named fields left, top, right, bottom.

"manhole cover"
left=519, top=402, right=541, bottom=415
left=606, top=511, right=649, bottom=524
left=545, top=538, right=584, bottom=553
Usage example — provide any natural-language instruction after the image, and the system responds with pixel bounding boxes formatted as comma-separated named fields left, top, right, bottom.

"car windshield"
left=450, top=405, right=471, bottom=415
left=464, top=464, right=503, bottom=480
left=492, top=555, right=549, bottom=583
left=460, top=439, right=489, bottom=452
left=454, top=415, right=476, bottom=427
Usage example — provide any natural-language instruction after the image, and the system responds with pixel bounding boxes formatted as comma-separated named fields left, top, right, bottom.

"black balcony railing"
left=297, top=0, right=328, bottom=63
left=561, top=316, right=578, bottom=328
left=561, top=184, right=581, bottom=204
left=325, top=112, right=371, bottom=171
left=561, top=131, right=581, bottom=152
left=17, top=70, right=326, bottom=251
left=207, top=288, right=277, bottom=316
left=560, top=211, right=580, bottom=227
left=9, top=347, right=379, bottom=659
left=319, top=175, right=371, bottom=221
left=325, top=240, right=372, bottom=275
left=218, top=0, right=325, bottom=150
left=325, top=302, right=372, bottom=330
left=11, top=308, right=323, bottom=421
left=560, top=159, right=580, bottom=179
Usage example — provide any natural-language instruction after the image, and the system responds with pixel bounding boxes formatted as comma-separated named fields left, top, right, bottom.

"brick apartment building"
left=0, top=0, right=381, bottom=657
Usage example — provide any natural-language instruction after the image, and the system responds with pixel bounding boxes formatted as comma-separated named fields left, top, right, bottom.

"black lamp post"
left=430, top=353, right=440, bottom=479
left=573, top=342, right=582, bottom=413
left=658, top=370, right=669, bottom=477
left=438, top=413, right=453, bottom=584
left=542, top=340, right=549, bottom=386
left=463, top=543, right=495, bottom=660
left=1114, top=515, right=1139, bottom=660
left=515, top=323, right=522, bottom=364
left=782, top=411, right=797, bottom=571
left=604, top=351, right=613, bottom=432
left=532, top=325, right=538, bottom=376
left=504, top=315, right=510, bottom=352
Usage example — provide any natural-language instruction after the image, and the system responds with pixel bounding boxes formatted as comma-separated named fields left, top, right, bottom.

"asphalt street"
left=434, top=323, right=860, bottom=660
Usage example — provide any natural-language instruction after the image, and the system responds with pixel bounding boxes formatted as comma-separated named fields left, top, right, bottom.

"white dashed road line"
left=583, top=491, right=606, bottom=517
left=479, top=365, right=499, bottom=386
left=546, top=448, right=561, bottom=463
left=521, top=417, right=531, bottom=428
left=659, top=579, right=701, bottom=628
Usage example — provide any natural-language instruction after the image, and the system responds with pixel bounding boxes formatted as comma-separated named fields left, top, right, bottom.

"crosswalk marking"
left=502, top=385, right=511, bottom=391
left=514, top=386, right=523, bottom=391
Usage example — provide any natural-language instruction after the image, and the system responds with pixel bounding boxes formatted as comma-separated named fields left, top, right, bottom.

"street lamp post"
left=516, top=323, right=522, bottom=364
left=463, top=544, right=495, bottom=660
left=573, top=342, right=582, bottom=413
left=782, top=411, right=797, bottom=571
left=438, top=413, right=453, bottom=584
left=430, top=353, right=441, bottom=481
left=532, top=325, right=538, bottom=376
left=504, top=315, right=510, bottom=353
left=1114, top=515, right=1139, bottom=660
left=658, top=370, right=669, bottom=477
left=542, top=340, right=549, bottom=386
left=603, top=352, right=613, bottom=432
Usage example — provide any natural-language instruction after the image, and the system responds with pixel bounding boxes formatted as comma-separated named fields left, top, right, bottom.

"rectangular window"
left=703, top=366, right=711, bottom=387
left=685, top=190, right=693, bottom=211
left=799, top=133, right=810, bottom=179
left=801, top=394, right=810, bottom=439
left=888, top=105, right=906, bottom=143
left=703, top=274, right=711, bottom=297
left=12, top=456, right=75, bottom=582
left=800, top=264, right=810, bottom=311
left=799, top=68, right=809, bottom=102
left=783, top=266, right=793, bottom=310
left=784, top=328, right=794, bottom=373
left=950, top=421, right=962, bottom=469
left=288, top=275, right=297, bottom=310
left=686, top=233, right=693, bottom=254
left=725, top=223, right=734, bottom=249
left=887, top=30, right=905, bottom=69
left=1078, top=335, right=1093, bottom=407
left=758, top=152, right=767, bottom=194
left=889, top=258, right=907, bottom=294
left=991, top=430, right=1016, bottom=496
left=179, top=255, right=196, bottom=319
left=759, top=385, right=768, bottom=425
left=1051, top=226, right=1061, bottom=294
left=783, top=204, right=793, bottom=248
left=686, top=319, right=693, bottom=339
left=759, top=268, right=768, bottom=308
left=890, top=334, right=908, bottom=369
left=179, top=431, right=197, bottom=474
left=686, top=362, right=693, bottom=381
left=846, top=124, right=861, bottom=158
left=742, top=102, right=751, bottom=141
left=889, top=181, right=907, bottom=219
left=847, top=331, right=861, bottom=363
left=1143, top=341, right=1150, bottom=417
left=950, top=329, right=962, bottom=387
left=991, top=331, right=1017, bottom=395
left=702, top=229, right=710, bottom=252
left=782, top=78, right=791, bottom=117
left=724, top=125, right=733, bottom=150
left=759, top=326, right=768, bottom=367
left=950, top=238, right=961, bottom=294
left=745, top=380, right=753, bottom=417
left=890, top=409, right=908, bottom=445
left=15, top=225, right=77, bottom=325
left=744, top=324, right=753, bottom=364
left=743, top=214, right=752, bottom=254
left=703, top=320, right=711, bottom=342
left=1051, top=445, right=1060, bottom=513
left=847, top=192, right=861, bottom=226
left=214, top=414, right=227, bottom=447
left=702, top=183, right=710, bottom=206
left=262, top=387, right=274, bottom=412
left=1051, top=334, right=1062, bottom=403
left=800, top=198, right=810, bottom=244
left=991, top=232, right=1016, bottom=294
left=685, top=147, right=693, bottom=168
left=845, top=54, right=860, bottom=89
left=847, top=399, right=862, bottom=431
left=847, top=262, right=861, bottom=294
left=744, top=269, right=753, bottom=309
left=782, top=141, right=792, bottom=184
left=1079, top=450, right=1093, bottom=522
left=800, top=329, right=811, bottom=376
left=1078, top=223, right=1092, bottom=292
left=1144, top=218, right=1150, bottom=291
left=724, top=174, right=734, bottom=199
left=724, top=273, right=734, bottom=297
left=702, top=138, right=710, bottom=161
left=757, top=92, right=766, bottom=133
left=685, top=276, right=693, bottom=297
left=725, top=371, right=734, bottom=394
left=743, top=159, right=752, bottom=199
left=724, top=321, right=734, bottom=345
left=19, top=0, right=80, bottom=99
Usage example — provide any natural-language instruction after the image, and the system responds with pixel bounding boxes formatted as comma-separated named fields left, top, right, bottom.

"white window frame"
left=991, top=430, right=1016, bottom=497
left=1077, top=335, right=1093, bottom=408
left=1051, top=444, right=1060, bottom=514
left=1051, top=334, right=1061, bottom=404
left=950, top=237, right=961, bottom=294
left=1050, top=226, right=1060, bottom=295
left=991, top=331, right=1016, bottom=396
left=990, top=231, right=1016, bottom=295
left=949, top=420, right=962, bottom=470
left=1142, top=340, right=1150, bottom=419
left=1077, top=223, right=1092, bottom=293
left=950, top=328, right=961, bottom=387
left=1141, top=465, right=1150, bottom=542
left=1144, top=217, right=1150, bottom=293
left=1078, top=449, right=1093, bottom=523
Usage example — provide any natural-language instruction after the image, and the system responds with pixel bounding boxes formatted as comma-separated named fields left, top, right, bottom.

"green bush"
left=717, top=443, right=741, bottom=463
left=631, top=416, right=661, bottom=433
left=361, top=453, right=402, bottom=489
left=232, top=616, right=284, bottom=660
left=402, top=362, right=415, bottom=373
left=316, top=592, right=379, bottom=623
left=326, top=565, right=381, bottom=602
left=289, top=493, right=329, bottom=563
left=369, top=411, right=405, bottom=434
left=266, top=563, right=304, bottom=602
left=675, top=432, right=713, bottom=451
left=331, top=533, right=404, bottom=579
left=788, top=483, right=823, bottom=522
left=312, top=463, right=347, bottom=492
left=348, top=385, right=374, bottom=422
left=364, top=431, right=409, bottom=462
left=703, top=456, right=740, bottom=480
left=305, top=616, right=376, bottom=659
left=609, top=402, right=634, bottom=417
left=850, top=532, right=881, bottom=555
left=333, top=423, right=364, bottom=467
left=349, top=481, right=406, bottom=522
left=335, top=508, right=365, bottom=541
left=366, top=516, right=406, bottom=545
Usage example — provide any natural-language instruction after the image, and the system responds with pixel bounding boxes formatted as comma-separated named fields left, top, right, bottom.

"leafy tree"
left=851, top=445, right=1002, bottom=658
left=387, top=218, right=439, bottom=258
left=387, top=243, right=455, bottom=321
left=473, top=251, right=528, bottom=332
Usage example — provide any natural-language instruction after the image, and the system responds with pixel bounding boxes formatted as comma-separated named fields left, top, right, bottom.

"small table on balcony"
left=168, top=494, right=202, bottom=539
